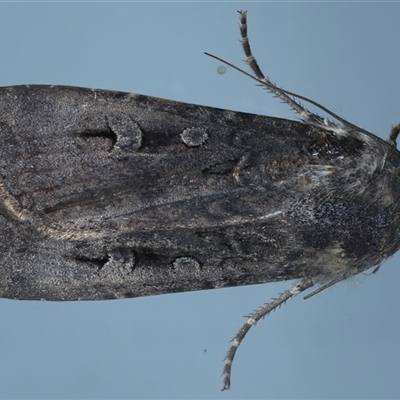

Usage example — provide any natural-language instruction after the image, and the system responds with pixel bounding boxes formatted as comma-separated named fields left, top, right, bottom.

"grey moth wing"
left=0, top=85, right=398, bottom=301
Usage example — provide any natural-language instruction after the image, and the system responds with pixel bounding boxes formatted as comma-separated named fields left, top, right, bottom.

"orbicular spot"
left=172, top=256, right=201, bottom=273
left=180, top=128, right=208, bottom=147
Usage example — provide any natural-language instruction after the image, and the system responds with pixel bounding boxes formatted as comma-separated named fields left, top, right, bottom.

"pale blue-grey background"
left=0, top=2, right=400, bottom=399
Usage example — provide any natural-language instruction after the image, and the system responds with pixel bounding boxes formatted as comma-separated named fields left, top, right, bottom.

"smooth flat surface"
left=0, top=2, right=400, bottom=399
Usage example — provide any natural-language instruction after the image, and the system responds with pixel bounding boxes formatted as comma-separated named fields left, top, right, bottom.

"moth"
left=0, top=10, right=399, bottom=390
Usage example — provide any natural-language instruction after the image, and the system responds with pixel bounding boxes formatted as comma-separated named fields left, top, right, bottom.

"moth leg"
left=237, top=10, right=314, bottom=121
left=302, top=277, right=342, bottom=300
left=207, top=12, right=372, bottom=132
left=237, top=11, right=374, bottom=135
left=222, top=278, right=314, bottom=391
